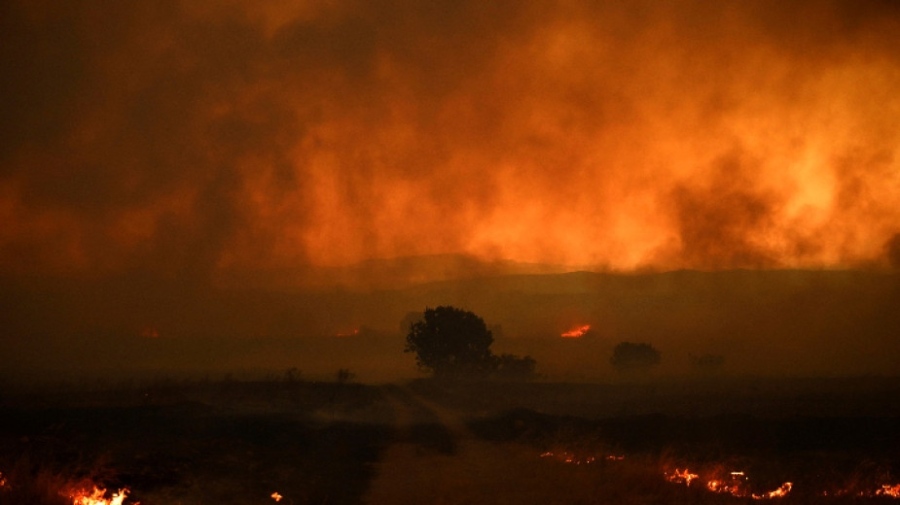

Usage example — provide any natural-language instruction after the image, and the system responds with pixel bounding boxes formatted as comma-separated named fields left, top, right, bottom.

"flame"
left=545, top=455, right=900, bottom=500
left=0, top=471, right=6, bottom=488
left=665, top=468, right=699, bottom=486
left=753, top=482, right=792, bottom=500
left=706, top=478, right=742, bottom=495
left=66, top=486, right=135, bottom=505
left=539, top=450, right=622, bottom=465
left=664, top=468, right=791, bottom=500
left=540, top=451, right=585, bottom=464
left=335, top=328, right=359, bottom=338
left=878, top=484, right=900, bottom=498
left=271, top=491, right=283, bottom=502
left=560, top=324, right=591, bottom=338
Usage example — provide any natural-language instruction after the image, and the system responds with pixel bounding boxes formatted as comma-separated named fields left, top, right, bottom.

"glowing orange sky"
left=1, top=0, right=899, bottom=283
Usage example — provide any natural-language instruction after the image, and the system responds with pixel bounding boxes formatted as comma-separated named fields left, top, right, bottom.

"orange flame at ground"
left=752, top=482, right=792, bottom=500
left=706, top=479, right=736, bottom=494
left=824, top=483, right=900, bottom=498
left=271, top=491, right=283, bottom=502
left=539, top=450, right=623, bottom=465
left=665, top=468, right=791, bottom=500
left=335, top=328, right=359, bottom=338
left=560, top=325, right=591, bottom=338
left=665, top=468, right=699, bottom=486
left=878, top=484, right=900, bottom=498
left=66, top=486, right=135, bottom=505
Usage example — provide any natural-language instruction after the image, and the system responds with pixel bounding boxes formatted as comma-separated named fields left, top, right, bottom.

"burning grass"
left=66, top=486, right=134, bottom=505
left=2, top=376, right=899, bottom=504
left=453, top=378, right=900, bottom=503
left=0, top=378, right=393, bottom=505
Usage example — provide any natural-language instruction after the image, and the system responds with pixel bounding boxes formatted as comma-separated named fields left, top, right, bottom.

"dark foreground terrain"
left=1, top=376, right=899, bottom=504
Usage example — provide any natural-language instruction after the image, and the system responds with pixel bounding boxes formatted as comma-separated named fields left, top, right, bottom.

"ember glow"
left=665, top=468, right=699, bottom=486
left=666, top=468, right=792, bottom=500
left=560, top=325, right=591, bottom=339
left=878, top=484, right=900, bottom=498
left=754, top=482, right=793, bottom=500
left=539, top=450, right=624, bottom=465
left=271, top=491, right=283, bottom=502
left=663, top=464, right=900, bottom=501
left=139, top=327, right=160, bottom=339
left=66, top=486, right=135, bottom=505
left=824, top=483, right=900, bottom=498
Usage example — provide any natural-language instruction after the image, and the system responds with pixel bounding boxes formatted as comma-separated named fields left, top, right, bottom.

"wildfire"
left=539, top=450, right=623, bottom=465
left=66, top=486, right=136, bottom=505
left=335, top=328, right=359, bottom=338
left=706, top=479, right=738, bottom=494
left=0, top=471, right=7, bottom=488
left=878, top=484, right=900, bottom=498
left=546, top=453, right=899, bottom=500
left=271, top=491, right=283, bottom=502
left=664, top=468, right=792, bottom=500
left=560, top=324, right=591, bottom=338
left=753, top=482, right=792, bottom=500
left=665, top=468, right=699, bottom=486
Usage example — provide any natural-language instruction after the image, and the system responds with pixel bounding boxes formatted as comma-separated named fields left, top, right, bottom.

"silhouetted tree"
left=399, top=311, right=424, bottom=334
left=611, top=342, right=661, bottom=371
left=492, top=353, right=537, bottom=379
left=689, top=353, right=724, bottom=372
left=283, top=367, right=301, bottom=382
left=404, top=306, right=495, bottom=376
left=335, top=368, right=355, bottom=384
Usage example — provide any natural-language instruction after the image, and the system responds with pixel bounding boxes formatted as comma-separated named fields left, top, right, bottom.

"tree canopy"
left=404, top=306, right=534, bottom=378
left=610, top=341, right=661, bottom=371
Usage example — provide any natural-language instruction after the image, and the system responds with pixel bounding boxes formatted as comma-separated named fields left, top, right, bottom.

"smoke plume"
left=2, top=0, right=899, bottom=284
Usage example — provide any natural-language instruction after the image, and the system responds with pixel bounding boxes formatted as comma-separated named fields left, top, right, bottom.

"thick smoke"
left=1, top=0, right=899, bottom=283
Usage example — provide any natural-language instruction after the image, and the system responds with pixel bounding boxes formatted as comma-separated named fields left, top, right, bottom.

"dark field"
left=1, top=377, right=899, bottom=504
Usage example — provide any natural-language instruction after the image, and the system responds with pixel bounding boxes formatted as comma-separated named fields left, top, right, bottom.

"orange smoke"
left=1, top=1, right=899, bottom=282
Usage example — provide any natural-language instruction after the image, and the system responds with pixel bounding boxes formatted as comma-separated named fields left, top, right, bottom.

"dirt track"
left=364, top=385, right=602, bottom=505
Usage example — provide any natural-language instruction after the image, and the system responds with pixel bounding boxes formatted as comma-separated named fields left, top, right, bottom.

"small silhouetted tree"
left=611, top=342, right=661, bottom=371
left=492, top=353, right=537, bottom=379
left=335, top=368, right=355, bottom=384
left=405, top=306, right=495, bottom=377
left=690, top=353, right=724, bottom=372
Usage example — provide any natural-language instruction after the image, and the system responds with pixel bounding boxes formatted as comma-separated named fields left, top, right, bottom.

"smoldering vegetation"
left=0, top=379, right=394, bottom=505
left=1, top=376, right=899, bottom=504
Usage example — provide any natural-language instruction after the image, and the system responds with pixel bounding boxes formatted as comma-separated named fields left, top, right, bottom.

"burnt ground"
left=0, top=380, right=394, bottom=505
left=0, top=377, right=899, bottom=504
